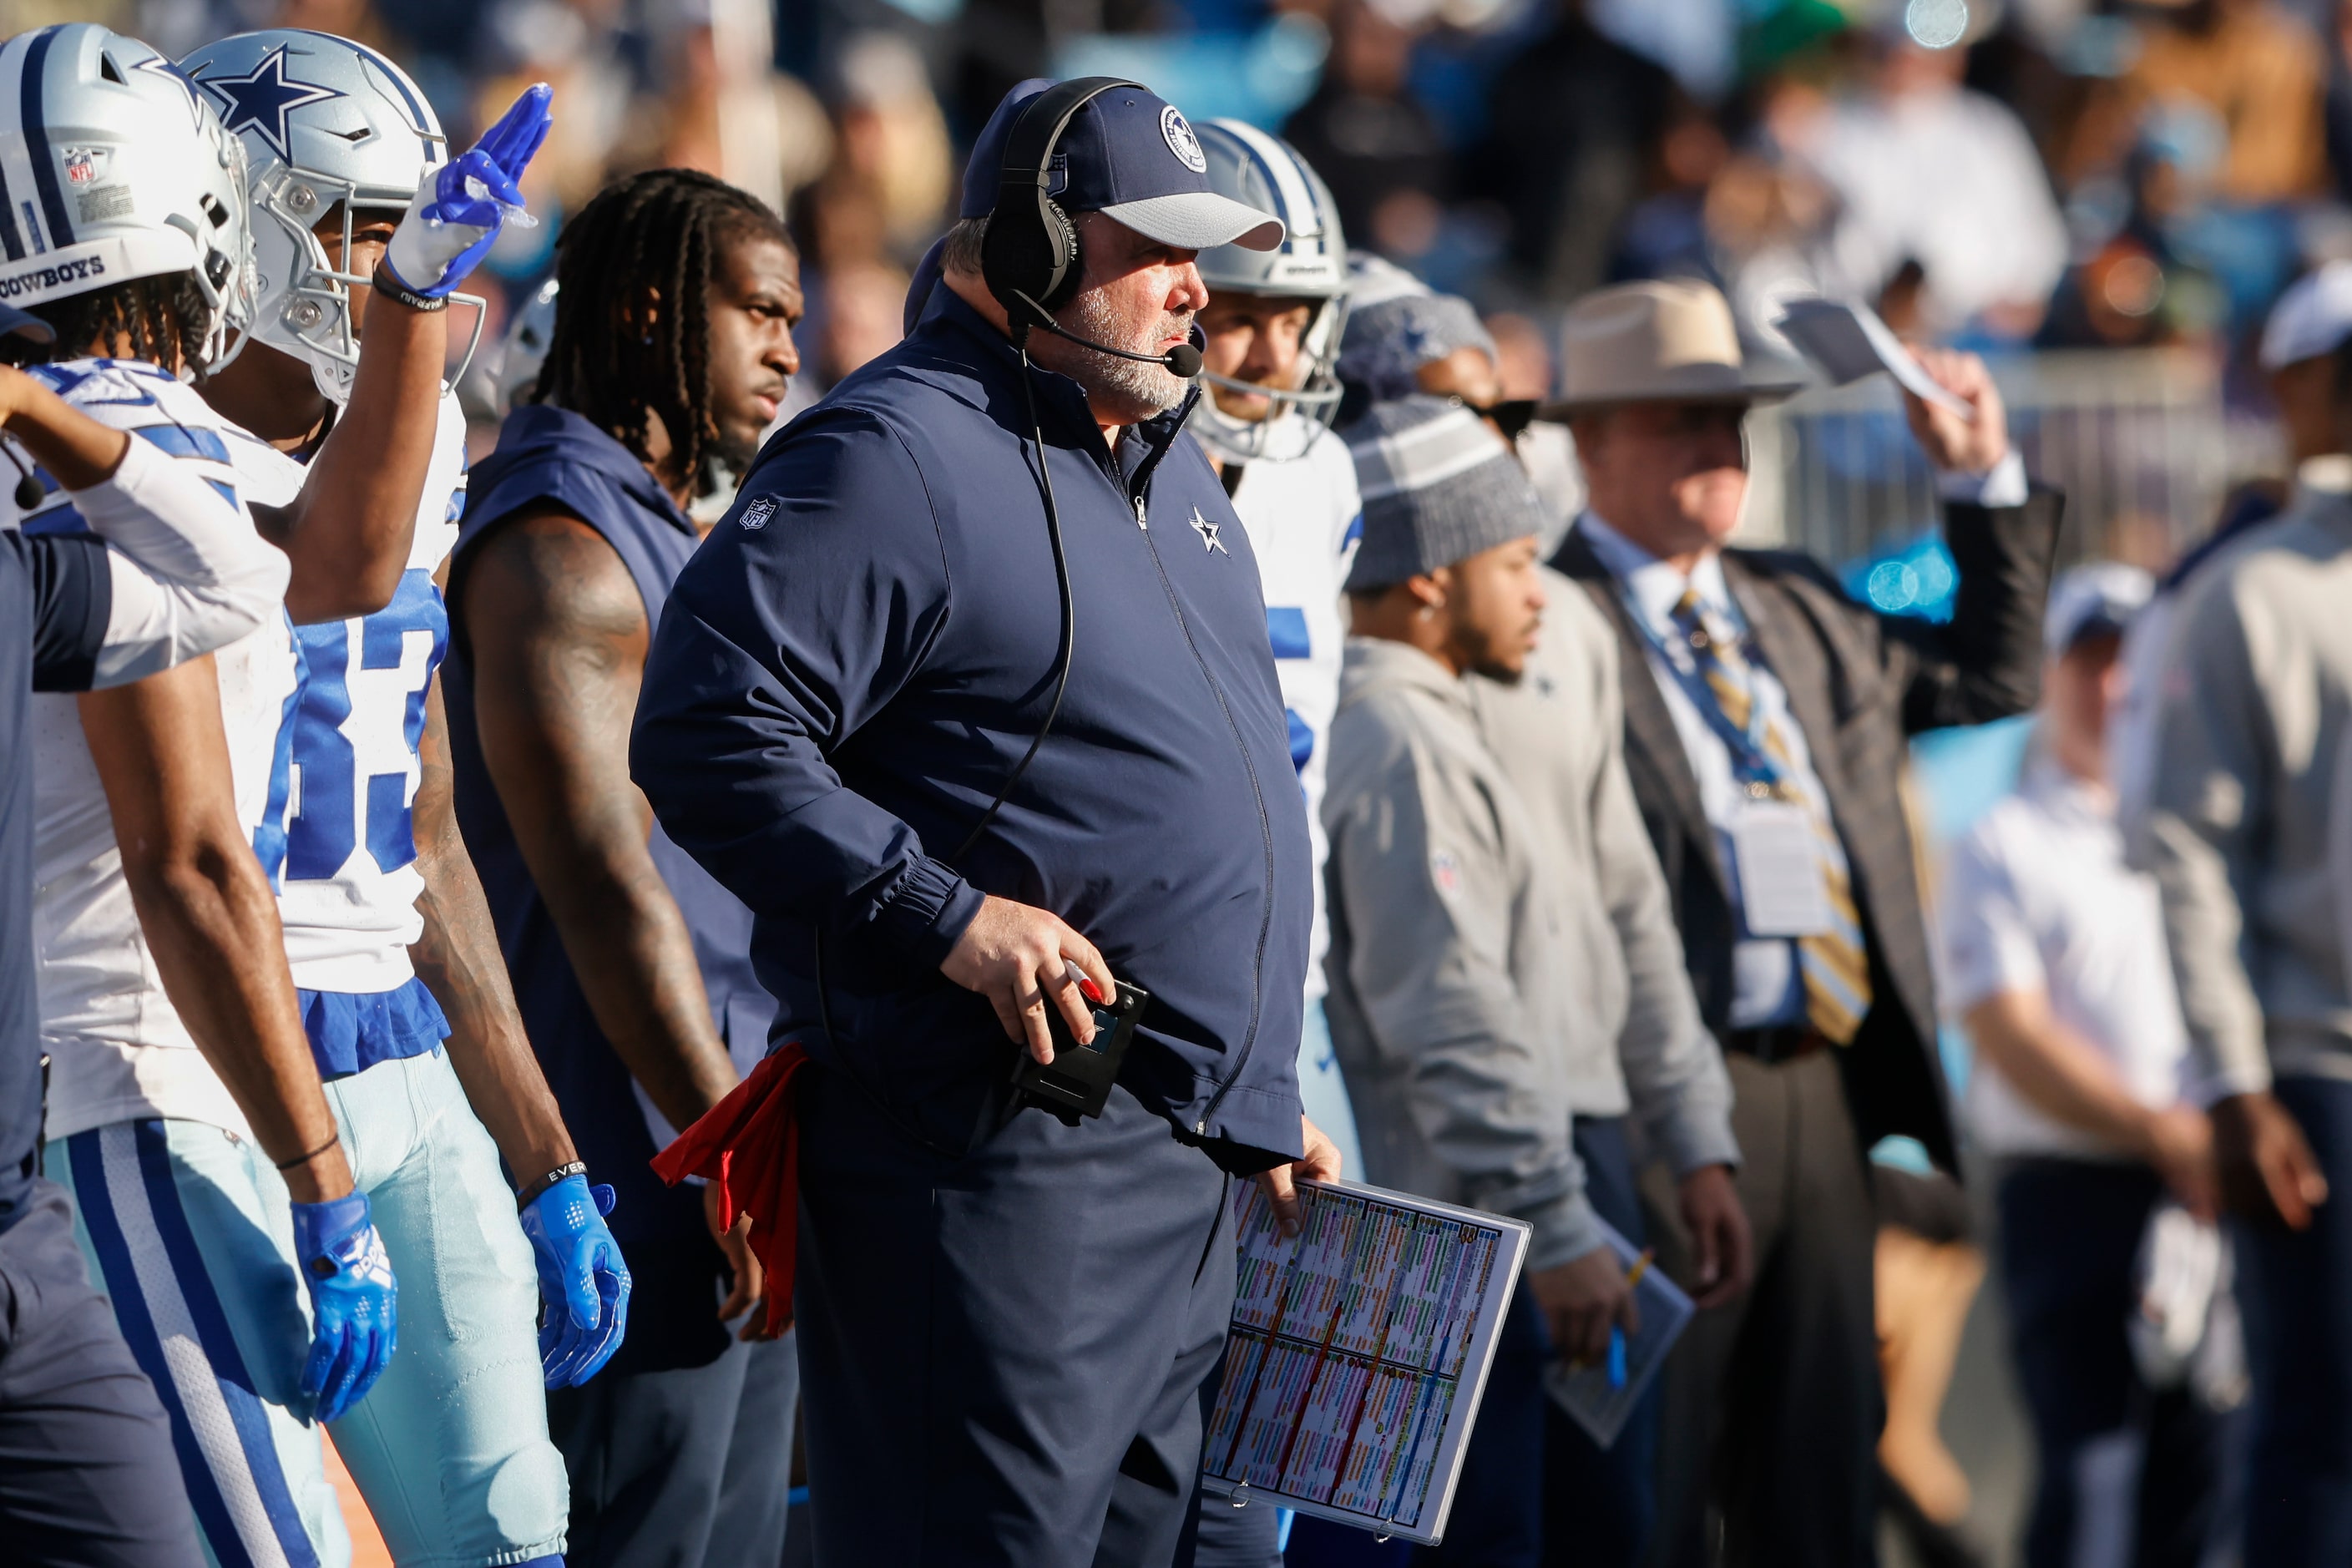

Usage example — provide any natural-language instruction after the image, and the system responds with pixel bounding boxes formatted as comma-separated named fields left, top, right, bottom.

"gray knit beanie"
left=1335, top=266, right=1499, bottom=407
left=1344, top=395, right=1545, bottom=591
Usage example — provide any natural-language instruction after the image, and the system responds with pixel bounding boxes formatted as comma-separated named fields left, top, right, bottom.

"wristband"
left=372, top=263, right=449, bottom=314
left=276, top=1131, right=342, bottom=1171
left=517, top=1160, right=588, bottom=1211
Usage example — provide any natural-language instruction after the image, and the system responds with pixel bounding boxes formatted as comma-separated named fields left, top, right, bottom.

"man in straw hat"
left=1545, top=278, right=2061, bottom=1565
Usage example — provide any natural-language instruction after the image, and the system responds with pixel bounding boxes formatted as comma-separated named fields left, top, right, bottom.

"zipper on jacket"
left=1125, top=469, right=1278, bottom=1136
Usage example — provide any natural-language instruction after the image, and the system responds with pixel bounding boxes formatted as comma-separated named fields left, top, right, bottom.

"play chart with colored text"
left=1200, top=1178, right=1528, bottom=1546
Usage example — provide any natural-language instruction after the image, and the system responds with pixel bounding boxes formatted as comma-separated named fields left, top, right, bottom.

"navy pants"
left=0, top=1178, right=200, bottom=1566
left=1997, top=1158, right=2223, bottom=1568
left=797, top=1065, right=1235, bottom=1567
left=2237, top=1075, right=2352, bottom=1565
left=549, top=1279, right=798, bottom=1567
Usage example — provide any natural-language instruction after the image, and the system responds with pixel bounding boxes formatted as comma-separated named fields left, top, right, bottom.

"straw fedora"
left=1542, top=278, right=1807, bottom=416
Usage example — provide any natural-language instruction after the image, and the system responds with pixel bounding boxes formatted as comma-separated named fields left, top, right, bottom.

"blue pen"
left=1609, top=1249, right=1654, bottom=1391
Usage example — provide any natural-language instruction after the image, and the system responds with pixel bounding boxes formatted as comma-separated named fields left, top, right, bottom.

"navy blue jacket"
left=631, top=288, right=1309, bottom=1165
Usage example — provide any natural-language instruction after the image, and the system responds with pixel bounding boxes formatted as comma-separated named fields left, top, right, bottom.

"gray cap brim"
left=0, top=302, right=52, bottom=344
left=1099, top=191, right=1284, bottom=252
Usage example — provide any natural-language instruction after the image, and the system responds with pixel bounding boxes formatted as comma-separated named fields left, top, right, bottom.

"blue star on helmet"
left=191, top=45, right=342, bottom=163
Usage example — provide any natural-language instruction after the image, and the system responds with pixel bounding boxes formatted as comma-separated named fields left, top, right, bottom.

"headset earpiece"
left=982, top=77, right=1142, bottom=337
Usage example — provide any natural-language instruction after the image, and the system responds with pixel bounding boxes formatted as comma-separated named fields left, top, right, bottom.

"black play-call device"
left=1010, top=979, right=1148, bottom=1124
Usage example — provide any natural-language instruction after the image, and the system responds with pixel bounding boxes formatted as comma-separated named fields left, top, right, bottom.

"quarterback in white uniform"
left=1189, top=119, right=1363, bottom=1181
left=10, top=24, right=559, bottom=1568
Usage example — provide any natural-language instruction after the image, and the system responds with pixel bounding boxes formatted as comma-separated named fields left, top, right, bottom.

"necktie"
left=1671, top=589, right=1873, bottom=1043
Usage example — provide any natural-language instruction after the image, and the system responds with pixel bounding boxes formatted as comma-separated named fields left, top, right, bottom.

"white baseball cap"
left=2260, top=260, right=2352, bottom=372
left=2043, top=562, right=2152, bottom=656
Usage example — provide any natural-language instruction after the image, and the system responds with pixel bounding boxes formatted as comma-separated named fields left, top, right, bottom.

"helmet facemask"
left=1191, top=292, right=1350, bottom=465
left=241, top=166, right=484, bottom=403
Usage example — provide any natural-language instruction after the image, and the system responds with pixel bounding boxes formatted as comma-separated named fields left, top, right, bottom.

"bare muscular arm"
left=77, top=658, right=353, bottom=1202
left=462, top=505, right=767, bottom=1327
left=408, top=674, right=576, bottom=1182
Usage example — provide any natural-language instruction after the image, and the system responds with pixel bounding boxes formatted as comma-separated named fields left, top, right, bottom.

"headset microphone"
left=1011, top=296, right=1204, bottom=379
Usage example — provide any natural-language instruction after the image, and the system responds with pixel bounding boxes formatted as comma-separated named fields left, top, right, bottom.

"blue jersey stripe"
left=18, top=28, right=74, bottom=250
left=1266, top=606, right=1312, bottom=661
left=135, top=422, right=234, bottom=464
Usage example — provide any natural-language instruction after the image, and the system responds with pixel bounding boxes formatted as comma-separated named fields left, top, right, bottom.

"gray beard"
left=1053, top=286, right=1191, bottom=414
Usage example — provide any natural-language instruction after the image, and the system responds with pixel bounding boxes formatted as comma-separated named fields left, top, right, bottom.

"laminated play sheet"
left=1200, top=1178, right=1529, bottom=1545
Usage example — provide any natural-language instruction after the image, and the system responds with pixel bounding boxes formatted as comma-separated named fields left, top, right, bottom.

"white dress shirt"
left=1581, top=513, right=1837, bottom=1028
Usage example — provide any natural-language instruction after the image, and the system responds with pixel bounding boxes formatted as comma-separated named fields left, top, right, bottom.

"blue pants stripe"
left=68, top=1123, right=321, bottom=1568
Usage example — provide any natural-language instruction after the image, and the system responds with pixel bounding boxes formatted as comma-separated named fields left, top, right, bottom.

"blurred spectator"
left=1486, top=310, right=1586, bottom=543
left=813, top=258, right=913, bottom=386
left=1282, top=0, right=1450, bottom=262
left=2066, top=0, right=2327, bottom=206
left=2041, top=101, right=2233, bottom=349
left=1802, top=24, right=2068, bottom=341
left=2130, top=377, right=2352, bottom=1559
left=794, top=33, right=953, bottom=271
left=1943, top=564, right=2230, bottom=1568
left=1333, top=255, right=1502, bottom=425
left=1466, top=0, right=1682, bottom=305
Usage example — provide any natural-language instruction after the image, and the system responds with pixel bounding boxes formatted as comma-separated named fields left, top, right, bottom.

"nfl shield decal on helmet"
left=739, top=496, right=778, bottom=531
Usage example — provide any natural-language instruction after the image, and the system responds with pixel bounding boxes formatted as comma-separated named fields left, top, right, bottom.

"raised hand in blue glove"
left=290, top=1191, right=397, bottom=1424
left=518, top=1174, right=630, bottom=1388
left=382, top=82, right=554, bottom=300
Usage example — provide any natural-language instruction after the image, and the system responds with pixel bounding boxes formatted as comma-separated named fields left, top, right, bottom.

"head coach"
left=630, top=79, right=1340, bottom=1566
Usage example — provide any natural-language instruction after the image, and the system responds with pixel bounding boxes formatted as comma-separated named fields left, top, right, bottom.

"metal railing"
left=1738, top=348, right=2248, bottom=571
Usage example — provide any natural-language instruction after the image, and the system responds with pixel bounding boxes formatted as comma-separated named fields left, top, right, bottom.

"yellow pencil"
left=1624, top=1248, right=1656, bottom=1289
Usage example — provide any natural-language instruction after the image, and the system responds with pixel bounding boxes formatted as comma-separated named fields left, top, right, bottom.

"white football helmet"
left=181, top=28, right=451, bottom=402
left=0, top=24, right=253, bottom=367
left=1190, top=119, right=1349, bottom=465
left=495, top=273, right=557, bottom=414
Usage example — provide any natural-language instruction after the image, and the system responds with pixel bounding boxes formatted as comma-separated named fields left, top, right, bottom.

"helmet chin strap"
left=1191, top=388, right=1318, bottom=466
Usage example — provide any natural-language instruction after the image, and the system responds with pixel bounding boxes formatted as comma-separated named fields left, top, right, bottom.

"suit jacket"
left=1551, top=489, right=2064, bottom=1170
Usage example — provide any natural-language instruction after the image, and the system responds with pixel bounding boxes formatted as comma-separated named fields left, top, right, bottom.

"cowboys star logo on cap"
left=1160, top=106, right=1206, bottom=174
left=739, top=496, right=778, bottom=531
left=191, top=43, right=344, bottom=163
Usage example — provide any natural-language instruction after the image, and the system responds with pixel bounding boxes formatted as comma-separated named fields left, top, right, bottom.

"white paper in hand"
left=1541, top=1220, right=1694, bottom=1448
left=1773, top=297, right=1973, bottom=419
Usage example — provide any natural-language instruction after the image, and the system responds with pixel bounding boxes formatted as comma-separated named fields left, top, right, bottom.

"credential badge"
left=739, top=496, right=777, bottom=531
left=1161, top=106, right=1206, bottom=174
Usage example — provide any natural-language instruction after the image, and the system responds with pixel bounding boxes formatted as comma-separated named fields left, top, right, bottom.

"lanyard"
left=1616, top=582, right=1785, bottom=791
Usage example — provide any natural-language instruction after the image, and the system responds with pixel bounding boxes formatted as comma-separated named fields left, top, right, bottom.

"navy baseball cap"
left=0, top=302, right=51, bottom=344
left=959, top=80, right=1283, bottom=253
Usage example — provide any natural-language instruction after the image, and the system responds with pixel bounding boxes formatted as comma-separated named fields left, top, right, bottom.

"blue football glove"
left=519, top=1175, right=630, bottom=1388
left=382, top=82, right=554, bottom=299
left=289, top=1191, right=397, bottom=1424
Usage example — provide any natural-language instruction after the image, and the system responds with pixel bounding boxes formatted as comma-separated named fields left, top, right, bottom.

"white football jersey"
left=1212, top=412, right=1362, bottom=999
left=18, top=360, right=306, bottom=1142
left=277, top=392, right=467, bottom=994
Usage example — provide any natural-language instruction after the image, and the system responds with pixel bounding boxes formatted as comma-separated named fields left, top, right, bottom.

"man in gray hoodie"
left=2129, top=355, right=2352, bottom=1559
left=1326, top=395, right=1717, bottom=1565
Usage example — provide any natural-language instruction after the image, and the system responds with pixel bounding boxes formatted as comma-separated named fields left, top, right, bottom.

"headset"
left=980, top=77, right=1206, bottom=380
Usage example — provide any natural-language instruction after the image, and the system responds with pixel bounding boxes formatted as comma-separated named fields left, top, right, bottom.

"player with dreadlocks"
left=10, top=23, right=554, bottom=1566
left=443, top=167, right=805, bottom=1564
